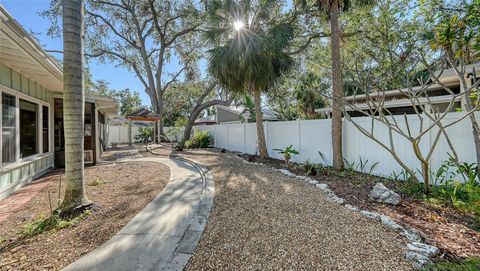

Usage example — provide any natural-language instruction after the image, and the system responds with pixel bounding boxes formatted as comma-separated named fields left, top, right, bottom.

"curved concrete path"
left=63, top=157, right=214, bottom=271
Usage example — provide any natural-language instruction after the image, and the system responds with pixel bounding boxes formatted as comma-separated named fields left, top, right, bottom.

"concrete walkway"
left=63, top=157, right=214, bottom=271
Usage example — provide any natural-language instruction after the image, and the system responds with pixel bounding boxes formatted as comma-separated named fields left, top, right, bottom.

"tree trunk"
left=330, top=3, right=344, bottom=170
left=61, top=0, right=89, bottom=212
left=157, top=96, right=164, bottom=140
left=253, top=87, right=269, bottom=159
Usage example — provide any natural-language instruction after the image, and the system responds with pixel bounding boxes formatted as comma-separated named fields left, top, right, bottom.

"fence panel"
left=193, top=112, right=478, bottom=180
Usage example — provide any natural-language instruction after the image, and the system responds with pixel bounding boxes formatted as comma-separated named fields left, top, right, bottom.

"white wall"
left=196, top=112, right=480, bottom=180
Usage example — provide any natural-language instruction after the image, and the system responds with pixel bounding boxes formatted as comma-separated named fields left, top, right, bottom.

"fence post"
left=265, top=121, right=269, bottom=156
left=244, top=122, right=247, bottom=153
left=226, top=124, right=230, bottom=149
left=297, top=119, right=301, bottom=162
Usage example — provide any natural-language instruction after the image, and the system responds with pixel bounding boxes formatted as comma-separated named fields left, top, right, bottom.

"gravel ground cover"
left=179, top=149, right=414, bottom=271
left=239, top=154, right=480, bottom=261
left=0, top=160, right=170, bottom=270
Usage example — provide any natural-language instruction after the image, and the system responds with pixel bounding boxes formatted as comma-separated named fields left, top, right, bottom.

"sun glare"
left=233, top=20, right=244, bottom=31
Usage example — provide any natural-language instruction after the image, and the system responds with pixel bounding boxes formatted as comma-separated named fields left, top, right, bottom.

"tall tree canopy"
left=206, top=0, right=295, bottom=158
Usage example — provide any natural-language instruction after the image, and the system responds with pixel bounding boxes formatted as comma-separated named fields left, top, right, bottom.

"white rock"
left=308, top=180, right=318, bottom=185
left=405, top=251, right=431, bottom=268
left=379, top=215, right=403, bottom=230
left=277, top=169, right=296, bottom=177
left=407, top=242, right=439, bottom=257
left=401, top=228, right=422, bottom=243
left=328, top=194, right=345, bottom=205
left=315, top=183, right=329, bottom=190
left=360, top=210, right=382, bottom=221
left=369, top=182, right=401, bottom=205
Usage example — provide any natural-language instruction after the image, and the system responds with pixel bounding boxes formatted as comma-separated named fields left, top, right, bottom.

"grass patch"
left=22, top=211, right=91, bottom=237
left=89, top=176, right=108, bottom=186
left=422, top=258, right=480, bottom=271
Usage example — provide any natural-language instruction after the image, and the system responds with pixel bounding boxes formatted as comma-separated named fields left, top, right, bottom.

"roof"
left=0, top=5, right=63, bottom=92
left=194, top=115, right=216, bottom=125
left=216, top=105, right=279, bottom=121
left=315, top=63, right=479, bottom=113
left=126, top=108, right=161, bottom=121
left=88, top=94, right=118, bottom=115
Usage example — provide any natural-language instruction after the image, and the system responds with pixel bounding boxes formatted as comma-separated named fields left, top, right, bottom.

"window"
left=43, top=106, right=49, bottom=153
left=19, top=99, right=38, bottom=158
left=2, top=93, right=16, bottom=164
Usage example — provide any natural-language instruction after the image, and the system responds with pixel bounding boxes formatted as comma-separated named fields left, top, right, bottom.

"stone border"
left=232, top=155, right=438, bottom=269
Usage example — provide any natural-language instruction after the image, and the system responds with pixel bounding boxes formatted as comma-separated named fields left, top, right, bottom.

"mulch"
left=240, top=153, right=480, bottom=261
left=0, top=161, right=170, bottom=271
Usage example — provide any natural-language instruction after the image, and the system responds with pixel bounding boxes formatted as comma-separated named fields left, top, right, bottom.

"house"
left=195, top=105, right=279, bottom=125
left=0, top=6, right=117, bottom=200
left=315, top=64, right=480, bottom=117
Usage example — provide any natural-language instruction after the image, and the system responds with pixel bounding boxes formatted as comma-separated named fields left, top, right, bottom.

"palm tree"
left=61, top=0, right=89, bottom=212
left=296, top=0, right=373, bottom=170
left=205, top=0, right=294, bottom=159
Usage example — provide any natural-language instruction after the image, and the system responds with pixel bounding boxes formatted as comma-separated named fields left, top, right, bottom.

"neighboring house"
left=195, top=105, right=280, bottom=125
left=0, top=6, right=117, bottom=200
left=316, top=64, right=480, bottom=117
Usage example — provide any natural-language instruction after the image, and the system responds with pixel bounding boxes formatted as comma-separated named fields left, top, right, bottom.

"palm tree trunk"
left=330, top=2, right=344, bottom=170
left=253, top=87, right=269, bottom=159
left=61, top=0, right=89, bottom=212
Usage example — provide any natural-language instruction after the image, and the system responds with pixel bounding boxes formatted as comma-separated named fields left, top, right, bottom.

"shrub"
left=422, top=257, right=480, bottom=271
left=134, top=126, right=154, bottom=143
left=274, top=145, right=299, bottom=164
left=304, top=160, right=317, bottom=176
left=401, top=158, right=480, bottom=217
left=185, top=130, right=213, bottom=149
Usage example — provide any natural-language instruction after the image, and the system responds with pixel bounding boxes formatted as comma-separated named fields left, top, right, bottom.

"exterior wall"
left=216, top=107, right=242, bottom=123
left=0, top=63, right=55, bottom=200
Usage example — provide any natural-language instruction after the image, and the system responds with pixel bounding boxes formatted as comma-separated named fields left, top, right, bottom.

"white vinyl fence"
left=197, top=112, right=479, bottom=179
left=108, top=125, right=184, bottom=144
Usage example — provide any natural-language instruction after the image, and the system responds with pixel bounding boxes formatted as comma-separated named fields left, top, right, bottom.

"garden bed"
left=0, top=161, right=170, bottom=270
left=237, top=152, right=480, bottom=262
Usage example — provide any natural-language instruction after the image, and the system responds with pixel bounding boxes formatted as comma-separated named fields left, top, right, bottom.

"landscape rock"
left=369, top=182, right=401, bottom=205
left=277, top=169, right=296, bottom=177
left=360, top=210, right=383, bottom=221
left=405, top=251, right=431, bottom=268
left=401, top=228, right=422, bottom=243
left=379, top=215, right=403, bottom=230
left=315, top=183, right=329, bottom=190
left=407, top=242, right=439, bottom=257
left=327, top=194, right=345, bottom=205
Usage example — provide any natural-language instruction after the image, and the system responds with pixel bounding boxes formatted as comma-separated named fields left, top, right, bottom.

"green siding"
left=11, top=69, right=21, bottom=90
left=0, top=64, right=54, bottom=102
left=21, top=75, right=29, bottom=94
left=0, top=63, right=11, bottom=87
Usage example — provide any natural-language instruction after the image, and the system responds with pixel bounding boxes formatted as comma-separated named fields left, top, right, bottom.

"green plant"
left=422, top=257, right=480, bottom=271
left=134, top=126, right=154, bottom=144
left=274, top=145, right=299, bottom=164
left=22, top=211, right=91, bottom=237
left=343, top=159, right=357, bottom=172
left=184, top=130, right=213, bottom=149
left=304, top=160, right=317, bottom=176
left=318, top=151, right=329, bottom=166
left=89, top=177, right=107, bottom=186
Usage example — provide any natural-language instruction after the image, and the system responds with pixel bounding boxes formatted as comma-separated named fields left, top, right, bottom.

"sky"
left=1, top=0, right=155, bottom=106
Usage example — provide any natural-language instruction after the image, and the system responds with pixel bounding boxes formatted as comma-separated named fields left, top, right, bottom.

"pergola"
left=126, top=108, right=161, bottom=145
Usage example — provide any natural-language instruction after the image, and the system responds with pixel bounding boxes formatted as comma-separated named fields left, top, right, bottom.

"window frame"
left=0, top=84, right=51, bottom=166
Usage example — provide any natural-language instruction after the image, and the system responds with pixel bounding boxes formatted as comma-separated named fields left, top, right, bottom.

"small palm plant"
left=274, top=145, right=299, bottom=164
